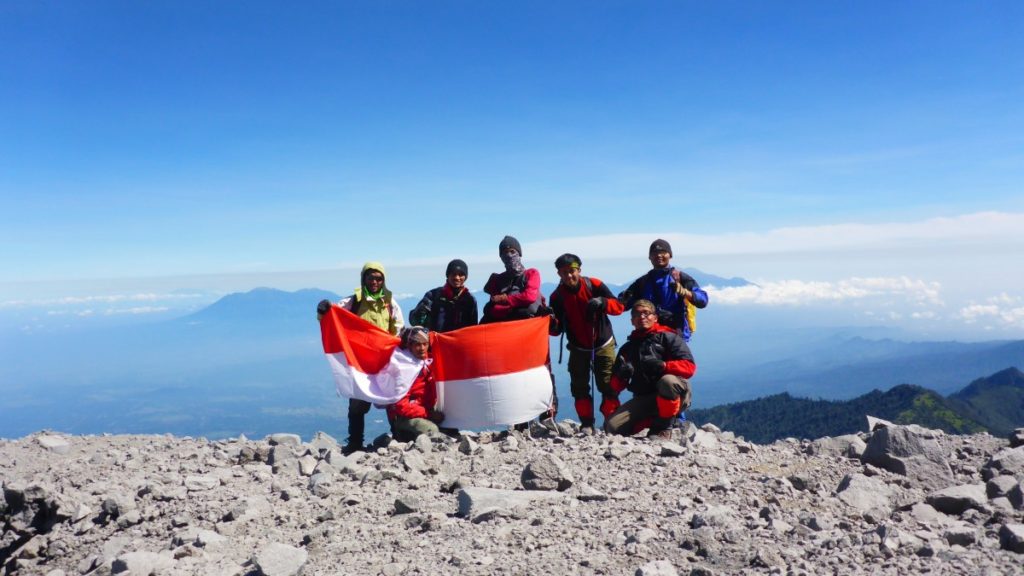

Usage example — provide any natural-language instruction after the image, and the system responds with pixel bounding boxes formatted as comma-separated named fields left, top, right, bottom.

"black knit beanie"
left=499, top=235, right=522, bottom=256
left=649, top=238, right=672, bottom=256
left=446, top=259, right=468, bottom=277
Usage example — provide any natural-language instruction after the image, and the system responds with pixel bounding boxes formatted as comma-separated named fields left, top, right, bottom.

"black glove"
left=641, top=357, right=666, bottom=379
left=316, top=299, right=332, bottom=317
left=586, top=297, right=605, bottom=317
left=536, top=303, right=553, bottom=317
left=428, top=410, right=445, bottom=424
left=614, top=359, right=634, bottom=380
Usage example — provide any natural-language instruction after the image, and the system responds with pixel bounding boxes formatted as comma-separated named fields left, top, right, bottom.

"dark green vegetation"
left=949, top=368, right=1024, bottom=436
left=688, top=368, right=1023, bottom=444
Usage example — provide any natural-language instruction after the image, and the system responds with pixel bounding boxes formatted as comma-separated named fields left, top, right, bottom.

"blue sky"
left=2, top=2, right=1023, bottom=334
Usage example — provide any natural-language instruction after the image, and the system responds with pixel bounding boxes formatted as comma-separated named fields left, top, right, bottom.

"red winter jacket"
left=387, top=364, right=437, bottom=420
left=549, top=276, right=625, bottom=349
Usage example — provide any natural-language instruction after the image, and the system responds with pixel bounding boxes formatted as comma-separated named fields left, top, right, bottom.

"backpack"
left=633, top=269, right=698, bottom=336
left=552, top=277, right=594, bottom=364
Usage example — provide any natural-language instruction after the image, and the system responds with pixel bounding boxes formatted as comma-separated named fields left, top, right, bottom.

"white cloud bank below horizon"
left=709, top=276, right=943, bottom=307
left=466, top=211, right=1024, bottom=266
left=958, top=294, right=1024, bottom=328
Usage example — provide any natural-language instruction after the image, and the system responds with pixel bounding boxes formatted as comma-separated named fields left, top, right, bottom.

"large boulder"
left=457, top=487, right=567, bottom=520
left=999, top=524, right=1024, bottom=554
left=2, top=482, right=72, bottom=533
left=861, top=424, right=953, bottom=491
left=521, top=454, right=574, bottom=491
left=807, top=434, right=867, bottom=458
left=982, top=446, right=1024, bottom=482
left=1010, top=428, right=1024, bottom=448
left=111, top=551, right=175, bottom=574
left=926, top=484, right=988, bottom=516
left=836, top=473, right=895, bottom=514
left=253, top=542, right=308, bottom=576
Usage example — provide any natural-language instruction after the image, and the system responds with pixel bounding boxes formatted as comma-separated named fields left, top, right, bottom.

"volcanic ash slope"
left=3, top=421, right=1024, bottom=576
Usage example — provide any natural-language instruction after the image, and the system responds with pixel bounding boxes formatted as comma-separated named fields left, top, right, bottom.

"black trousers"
left=347, top=398, right=371, bottom=445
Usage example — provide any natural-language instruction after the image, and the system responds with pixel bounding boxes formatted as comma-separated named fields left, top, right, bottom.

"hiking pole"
left=590, top=323, right=597, bottom=403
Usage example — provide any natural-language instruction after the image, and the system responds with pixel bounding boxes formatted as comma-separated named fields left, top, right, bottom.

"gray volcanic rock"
left=808, top=434, right=866, bottom=458
left=982, top=446, right=1024, bottom=481
left=836, top=473, right=895, bottom=514
left=861, top=423, right=954, bottom=491
left=253, top=542, right=308, bottom=576
left=521, top=454, right=574, bottom=491
left=926, top=484, right=988, bottom=515
left=36, top=434, right=71, bottom=455
left=1, top=427, right=1020, bottom=575
left=1010, top=429, right=1024, bottom=449
left=110, top=550, right=175, bottom=574
left=457, top=486, right=567, bottom=519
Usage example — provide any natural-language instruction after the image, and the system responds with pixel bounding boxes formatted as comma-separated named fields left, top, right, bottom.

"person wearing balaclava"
left=481, top=235, right=543, bottom=323
left=480, top=236, right=558, bottom=426
left=316, top=261, right=405, bottom=454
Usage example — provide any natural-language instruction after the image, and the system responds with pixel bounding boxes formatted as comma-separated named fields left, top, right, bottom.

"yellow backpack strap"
left=685, top=296, right=697, bottom=334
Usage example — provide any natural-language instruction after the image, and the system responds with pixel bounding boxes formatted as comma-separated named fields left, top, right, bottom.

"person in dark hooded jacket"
left=603, top=299, right=696, bottom=440
left=481, top=235, right=543, bottom=323
left=480, top=235, right=557, bottom=424
left=410, top=259, right=478, bottom=332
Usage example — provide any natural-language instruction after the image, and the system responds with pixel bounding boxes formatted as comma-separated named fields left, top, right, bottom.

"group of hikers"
left=317, top=235, right=709, bottom=454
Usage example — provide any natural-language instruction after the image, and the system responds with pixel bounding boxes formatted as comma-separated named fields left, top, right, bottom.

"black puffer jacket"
left=612, top=325, right=695, bottom=396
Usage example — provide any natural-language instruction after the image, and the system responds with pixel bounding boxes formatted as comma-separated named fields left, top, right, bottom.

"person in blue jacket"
left=617, top=239, right=708, bottom=343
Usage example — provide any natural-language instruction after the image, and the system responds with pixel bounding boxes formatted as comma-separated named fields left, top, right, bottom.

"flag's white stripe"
left=437, top=365, right=552, bottom=429
left=326, top=347, right=423, bottom=404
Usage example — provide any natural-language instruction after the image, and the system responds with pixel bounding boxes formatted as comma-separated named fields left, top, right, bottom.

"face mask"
left=501, top=252, right=525, bottom=274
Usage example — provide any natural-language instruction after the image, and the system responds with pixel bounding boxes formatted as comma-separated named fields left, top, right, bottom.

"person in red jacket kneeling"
left=387, top=327, right=445, bottom=441
left=603, top=299, right=696, bottom=440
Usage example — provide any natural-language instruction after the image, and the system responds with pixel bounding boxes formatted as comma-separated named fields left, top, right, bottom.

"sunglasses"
left=631, top=310, right=656, bottom=318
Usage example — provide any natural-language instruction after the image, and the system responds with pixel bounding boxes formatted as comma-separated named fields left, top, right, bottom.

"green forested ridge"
left=687, top=368, right=1024, bottom=443
left=948, top=367, right=1024, bottom=436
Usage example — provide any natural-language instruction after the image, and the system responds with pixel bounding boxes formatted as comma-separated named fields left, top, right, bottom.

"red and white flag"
left=320, top=306, right=423, bottom=404
left=431, top=316, right=552, bottom=429
left=321, top=308, right=552, bottom=428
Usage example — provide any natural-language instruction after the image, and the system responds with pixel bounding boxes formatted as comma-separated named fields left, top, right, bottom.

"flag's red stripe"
left=430, top=317, right=549, bottom=381
left=320, top=306, right=399, bottom=373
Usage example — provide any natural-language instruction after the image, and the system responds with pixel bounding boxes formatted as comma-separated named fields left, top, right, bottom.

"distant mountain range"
left=688, top=367, right=1024, bottom=443
left=3, top=286, right=1022, bottom=443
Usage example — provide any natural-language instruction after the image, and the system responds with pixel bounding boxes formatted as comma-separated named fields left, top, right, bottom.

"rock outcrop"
left=2, top=424, right=1023, bottom=575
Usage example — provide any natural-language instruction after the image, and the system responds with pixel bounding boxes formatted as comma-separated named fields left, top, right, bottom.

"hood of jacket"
left=627, top=323, right=675, bottom=341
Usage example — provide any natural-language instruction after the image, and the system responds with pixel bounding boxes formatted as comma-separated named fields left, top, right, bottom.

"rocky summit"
left=2, top=421, right=1024, bottom=576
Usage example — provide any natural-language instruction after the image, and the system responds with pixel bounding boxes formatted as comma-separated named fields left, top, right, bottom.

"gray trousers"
left=604, top=375, right=691, bottom=436
left=393, top=417, right=440, bottom=441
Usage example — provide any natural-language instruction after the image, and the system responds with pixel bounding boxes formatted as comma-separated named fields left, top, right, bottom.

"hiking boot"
left=341, top=442, right=364, bottom=455
left=647, top=427, right=674, bottom=442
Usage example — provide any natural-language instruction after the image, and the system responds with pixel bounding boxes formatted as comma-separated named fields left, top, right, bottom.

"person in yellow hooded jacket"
left=317, top=261, right=404, bottom=453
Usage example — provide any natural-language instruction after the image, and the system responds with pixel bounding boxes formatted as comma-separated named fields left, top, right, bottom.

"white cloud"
left=709, top=276, right=943, bottom=307
left=2, top=292, right=206, bottom=309
left=43, top=306, right=171, bottom=317
left=518, top=211, right=1024, bottom=261
left=958, top=294, right=1024, bottom=326
left=105, top=306, right=171, bottom=315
